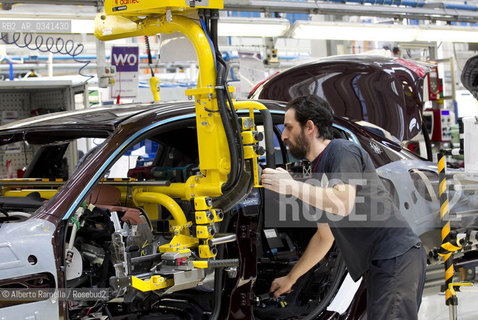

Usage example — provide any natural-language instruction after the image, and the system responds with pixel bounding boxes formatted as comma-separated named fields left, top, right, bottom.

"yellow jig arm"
left=94, top=1, right=268, bottom=261
left=95, top=3, right=230, bottom=258
left=96, top=12, right=229, bottom=200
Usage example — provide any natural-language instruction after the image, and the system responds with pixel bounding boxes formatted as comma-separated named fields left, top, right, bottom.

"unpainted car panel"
left=378, top=160, right=478, bottom=243
left=0, top=219, right=58, bottom=319
left=378, top=160, right=441, bottom=237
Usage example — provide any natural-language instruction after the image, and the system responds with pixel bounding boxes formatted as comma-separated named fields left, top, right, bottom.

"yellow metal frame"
left=2, top=189, right=57, bottom=199
left=103, top=0, right=223, bottom=16
left=233, top=100, right=269, bottom=187
left=96, top=13, right=230, bottom=202
left=448, top=282, right=473, bottom=296
left=192, top=260, right=209, bottom=269
left=158, top=234, right=199, bottom=253
left=94, top=1, right=266, bottom=263
left=131, top=275, right=174, bottom=292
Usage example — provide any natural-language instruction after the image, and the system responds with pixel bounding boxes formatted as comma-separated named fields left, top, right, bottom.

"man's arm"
left=270, top=223, right=335, bottom=298
left=262, top=167, right=356, bottom=216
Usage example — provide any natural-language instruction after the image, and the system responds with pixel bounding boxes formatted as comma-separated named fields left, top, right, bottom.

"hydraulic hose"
left=222, top=66, right=245, bottom=183
left=200, top=10, right=242, bottom=193
left=216, top=61, right=240, bottom=192
left=260, top=109, right=276, bottom=169
left=208, top=258, right=239, bottom=268
left=210, top=10, right=218, bottom=50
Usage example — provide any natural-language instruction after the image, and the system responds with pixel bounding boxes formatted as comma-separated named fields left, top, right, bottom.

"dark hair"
left=286, top=95, right=335, bottom=140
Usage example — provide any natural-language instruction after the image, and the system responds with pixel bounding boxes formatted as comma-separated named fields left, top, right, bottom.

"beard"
left=287, top=129, right=309, bottom=160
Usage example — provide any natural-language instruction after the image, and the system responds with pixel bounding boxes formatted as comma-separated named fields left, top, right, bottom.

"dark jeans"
left=366, top=243, right=427, bottom=320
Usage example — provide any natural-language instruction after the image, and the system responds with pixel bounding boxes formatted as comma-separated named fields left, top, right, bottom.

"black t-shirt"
left=310, top=139, right=420, bottom=281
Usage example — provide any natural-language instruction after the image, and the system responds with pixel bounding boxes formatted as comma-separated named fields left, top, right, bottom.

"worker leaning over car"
left=261, top=95, right=427, bottom=320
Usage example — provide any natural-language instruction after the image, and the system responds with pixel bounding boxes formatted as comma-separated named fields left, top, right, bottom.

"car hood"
left=250, top=55, right=430, bottom=141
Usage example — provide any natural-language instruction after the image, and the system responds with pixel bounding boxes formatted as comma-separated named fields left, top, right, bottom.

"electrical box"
left=104, top=0, right=223, bottom=16
left=423, top=108, right=454, bottom=142
left=463, top=116, right=478, bottom=174
left=98, top=65, right=116, bottom=88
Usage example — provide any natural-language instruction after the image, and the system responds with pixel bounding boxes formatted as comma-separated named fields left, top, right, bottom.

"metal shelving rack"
left=0, top=77, right=87, bottom=178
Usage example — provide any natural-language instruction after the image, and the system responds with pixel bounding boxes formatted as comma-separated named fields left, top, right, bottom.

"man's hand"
left=261, top=167, right=297, bottom=195
left=270, top=274, right=296, bottom=298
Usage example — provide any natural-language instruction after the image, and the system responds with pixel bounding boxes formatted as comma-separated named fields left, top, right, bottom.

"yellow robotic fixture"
left=103, top=0, right=223, bottom=16
left=94, top=0, right=271, bottom=294
left=131, top=275, right=174, bottom=292
left=95, top=7, right=230, bottom=203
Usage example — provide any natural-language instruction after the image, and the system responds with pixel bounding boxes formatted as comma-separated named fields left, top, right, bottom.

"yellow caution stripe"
left=440, top=201, right=449, bottom=220
left=438, top=156, right=445, bottom=173
left=437, top=241, right=462, bottom=256
left=441, top=221, right=450, bottom=241
left=445, top=265, right=454, bottom=281
left=439, top=178, right=447, bottom=196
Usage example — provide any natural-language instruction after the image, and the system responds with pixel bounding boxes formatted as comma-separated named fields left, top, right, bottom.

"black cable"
left=209, top=13, right=245, bottom=191
left=210, top=10, right=218, bottom=50
left=260, top=109, right=276, bottom=169
left=144, top=35, right=155, bottom=77
left=210, top=13, right=242, bottom=138
left=216, top=62, right=240, bottom=191
left=221, top=67, right=245, bottom=188
left=0, top=32, right=93, bottom=81
left=198, top=10, right=243, bottom=192
left=422, top=121, right=433, bottom=162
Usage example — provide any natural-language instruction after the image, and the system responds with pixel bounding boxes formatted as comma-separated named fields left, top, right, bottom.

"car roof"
left=0, top=100, right=287, bottom=144
left=0, top=104, right=164, bottom=132
left=0, top=103, right=186, bottom=144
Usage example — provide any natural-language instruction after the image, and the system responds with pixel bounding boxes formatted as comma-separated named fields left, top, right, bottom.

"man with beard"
left=261, top=95, right=426, bottom=319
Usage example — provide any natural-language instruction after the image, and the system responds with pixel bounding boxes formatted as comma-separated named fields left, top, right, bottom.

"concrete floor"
left=419, top=287, right=478, bottom=320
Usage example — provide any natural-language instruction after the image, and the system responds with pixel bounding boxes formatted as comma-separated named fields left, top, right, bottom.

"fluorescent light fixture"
left=416, top=25, right=478, bottom=43
left=290, top=21, right=478, bottom=43
left=71, top=19, right=95, bottom=34
left=218, top=17, right=290, bottom=38
left=290, top=21, right=418, bottom=42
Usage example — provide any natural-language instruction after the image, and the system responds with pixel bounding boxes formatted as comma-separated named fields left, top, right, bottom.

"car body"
left=250, top=54, right=478, bottom=243
left=0, top=55, right=477, bottom=320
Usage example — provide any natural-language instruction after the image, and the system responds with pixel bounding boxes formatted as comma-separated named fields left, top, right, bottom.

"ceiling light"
left=218, top=17, right=290, bottom=38
left=416, top=25, right=478, bottom=43
left=71, top=19, right=95, bottom=34
left=290, top=21, right=418, bottom=42
left=290, top=21, right=478, bottom=43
